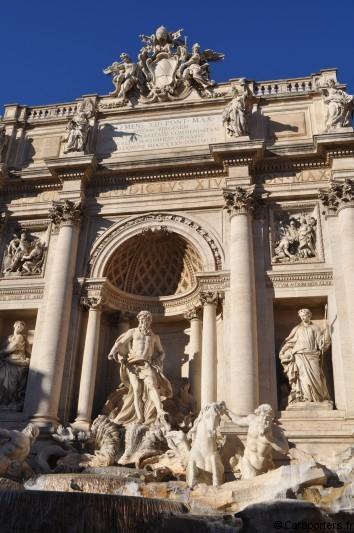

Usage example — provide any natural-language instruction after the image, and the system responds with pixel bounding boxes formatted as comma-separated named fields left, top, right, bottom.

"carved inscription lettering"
left=98, top=115, right=224, bottom=154
left=263, top=169, right=331, bottom=185
left=98, top=177, right=227, bottom=198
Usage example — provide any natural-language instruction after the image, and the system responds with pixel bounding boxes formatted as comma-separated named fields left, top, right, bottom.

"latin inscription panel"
left=97, top=114, right=225, bottom=155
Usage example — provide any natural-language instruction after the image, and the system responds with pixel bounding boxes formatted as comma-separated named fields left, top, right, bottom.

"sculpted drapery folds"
left=319, top=78, right=354, bottom=130
left=0, top=321, right=30, bottom=409
left=3, top=231, right=45, bottom=276
left=108, top=310, right=172, bottom=426
left=279, top=308, right=332, bottom=407
left=223, top=78, right=255, bottom=137
left=63, top=97, right=95, bottom=154
left=103, top=53, right=143, bottom=104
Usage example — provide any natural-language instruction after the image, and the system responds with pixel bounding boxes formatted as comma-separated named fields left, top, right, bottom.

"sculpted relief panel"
left=270, top=204, right=324, bottom=264
left=2, top=229, right=47, bottom=277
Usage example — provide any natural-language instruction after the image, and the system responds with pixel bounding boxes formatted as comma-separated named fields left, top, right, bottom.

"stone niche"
left=273, top=297, right=334, bottom=411
left=0, top=309, right=37, bottom=413
left=90, top=313, right=191, bottom=421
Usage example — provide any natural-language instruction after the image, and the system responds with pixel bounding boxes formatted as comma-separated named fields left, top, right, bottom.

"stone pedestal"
left=73, top=298, right=102, bottom=431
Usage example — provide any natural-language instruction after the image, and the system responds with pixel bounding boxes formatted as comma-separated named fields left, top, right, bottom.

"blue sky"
left=0, top=0, right=353, bottom=111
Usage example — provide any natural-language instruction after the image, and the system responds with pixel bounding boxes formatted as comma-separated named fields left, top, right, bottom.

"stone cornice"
left=266, top=270, right=333, bottom=288
left=45, top=154, right=97, bottom=183
left=79, top=271, right=229, bottom=317
left=210, top=140, right=265, bottom=168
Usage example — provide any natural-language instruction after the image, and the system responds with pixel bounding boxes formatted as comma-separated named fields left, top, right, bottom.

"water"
left=0, top=490, right=188, bottom=533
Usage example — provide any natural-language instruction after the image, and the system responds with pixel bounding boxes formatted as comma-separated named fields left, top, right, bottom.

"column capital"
left=223, top=185, right=263, bottom=217
left=200, top=291, right=221, bottom=306
left=80, top=296, right=103, bottom=311
left=184, top=306, right=202, bottom=321
left=319, top=178, right=354, bottom=215
left=49, top=199, right=85, bottom=228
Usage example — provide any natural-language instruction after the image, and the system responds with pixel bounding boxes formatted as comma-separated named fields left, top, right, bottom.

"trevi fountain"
left=0, top=24, right=354, bottom=532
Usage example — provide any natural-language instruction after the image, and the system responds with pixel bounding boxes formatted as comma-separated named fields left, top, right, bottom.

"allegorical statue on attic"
left=0, top=125, right=7, bottom=163
left=104, top=26, right=224, bottom=103
left=108, top=310, right=172, bottom=426
left=223, top=79, right=255, bottom=137
left=319, top=78, right=354, bottom=131
left=279, top=308, right=332, bottom=408
left=63, top=97, right=95, bottom=154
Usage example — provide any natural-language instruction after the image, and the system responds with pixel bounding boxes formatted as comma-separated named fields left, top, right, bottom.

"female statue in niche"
left=0, top=321, right=30, bottom=410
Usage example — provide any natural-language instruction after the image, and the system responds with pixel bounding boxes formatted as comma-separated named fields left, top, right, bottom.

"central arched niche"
left=104, top=229, right=203, bottom=297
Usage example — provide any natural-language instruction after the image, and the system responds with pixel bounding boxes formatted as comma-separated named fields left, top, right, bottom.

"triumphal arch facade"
left=0, top=25, right=353, bottom=459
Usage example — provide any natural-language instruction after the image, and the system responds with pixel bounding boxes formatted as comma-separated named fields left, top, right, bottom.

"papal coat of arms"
left=104, top=26, right=224, bottom=104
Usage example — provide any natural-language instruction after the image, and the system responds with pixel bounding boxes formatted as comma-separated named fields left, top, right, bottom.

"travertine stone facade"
left=0, top=27, right=354, bottom=457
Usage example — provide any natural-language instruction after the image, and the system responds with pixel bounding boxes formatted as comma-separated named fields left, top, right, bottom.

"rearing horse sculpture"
left=186, top=401, right=227, bottom=488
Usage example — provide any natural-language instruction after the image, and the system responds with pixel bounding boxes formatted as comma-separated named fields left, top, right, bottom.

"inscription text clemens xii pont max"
left=98, top=115, right=224, bottom=154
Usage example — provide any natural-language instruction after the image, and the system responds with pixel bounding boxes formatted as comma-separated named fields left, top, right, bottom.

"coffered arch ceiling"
left=104, top=229, right=203, bottom=297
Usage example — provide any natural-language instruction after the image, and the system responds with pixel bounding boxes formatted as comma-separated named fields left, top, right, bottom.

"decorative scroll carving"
left=223, top=79, right=255, bottom=137
left=223, top=185, right=260, bottom=216
left=200, top=291, right=220, bottom=306
left=319, top=79, right=354, bottom=131
left=0, top=321, right=30, bottom=410
left=2, top=230, right=46, bottom=277
left=104, top=26, right=224, bottom=104
left=49, top=199, right=84, bottom=226
left=63, top=98, right=95, bottom=154
left=319, top=179, right=354, bottom=213
left=184, top=306, right=201, bottom=321
left=80, top=296, right=103, bottom=310
left=0, top=125, right=7, bottom=163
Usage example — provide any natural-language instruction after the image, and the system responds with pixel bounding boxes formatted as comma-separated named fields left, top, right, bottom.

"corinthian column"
left=200, top=292, right=219, bottom=406
left=184, top=306, right=202, bottom=410
left=223, top=186, right=259, bottom=414
left=320, top=180, right=354, bottom=357
left=24, top=200, right=84, bottom=427
left=74, top=297, right=102, bottom=431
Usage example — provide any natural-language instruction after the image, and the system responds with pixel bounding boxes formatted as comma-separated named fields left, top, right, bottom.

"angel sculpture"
left=180, top=43, right=224, bottom=93
left=103, top=53, right=143, bottom=103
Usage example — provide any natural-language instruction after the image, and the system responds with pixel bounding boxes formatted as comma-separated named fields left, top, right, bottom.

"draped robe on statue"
left=280, top=322, right=331, bottom=404
left=110, top=329, right=172, bottom=426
